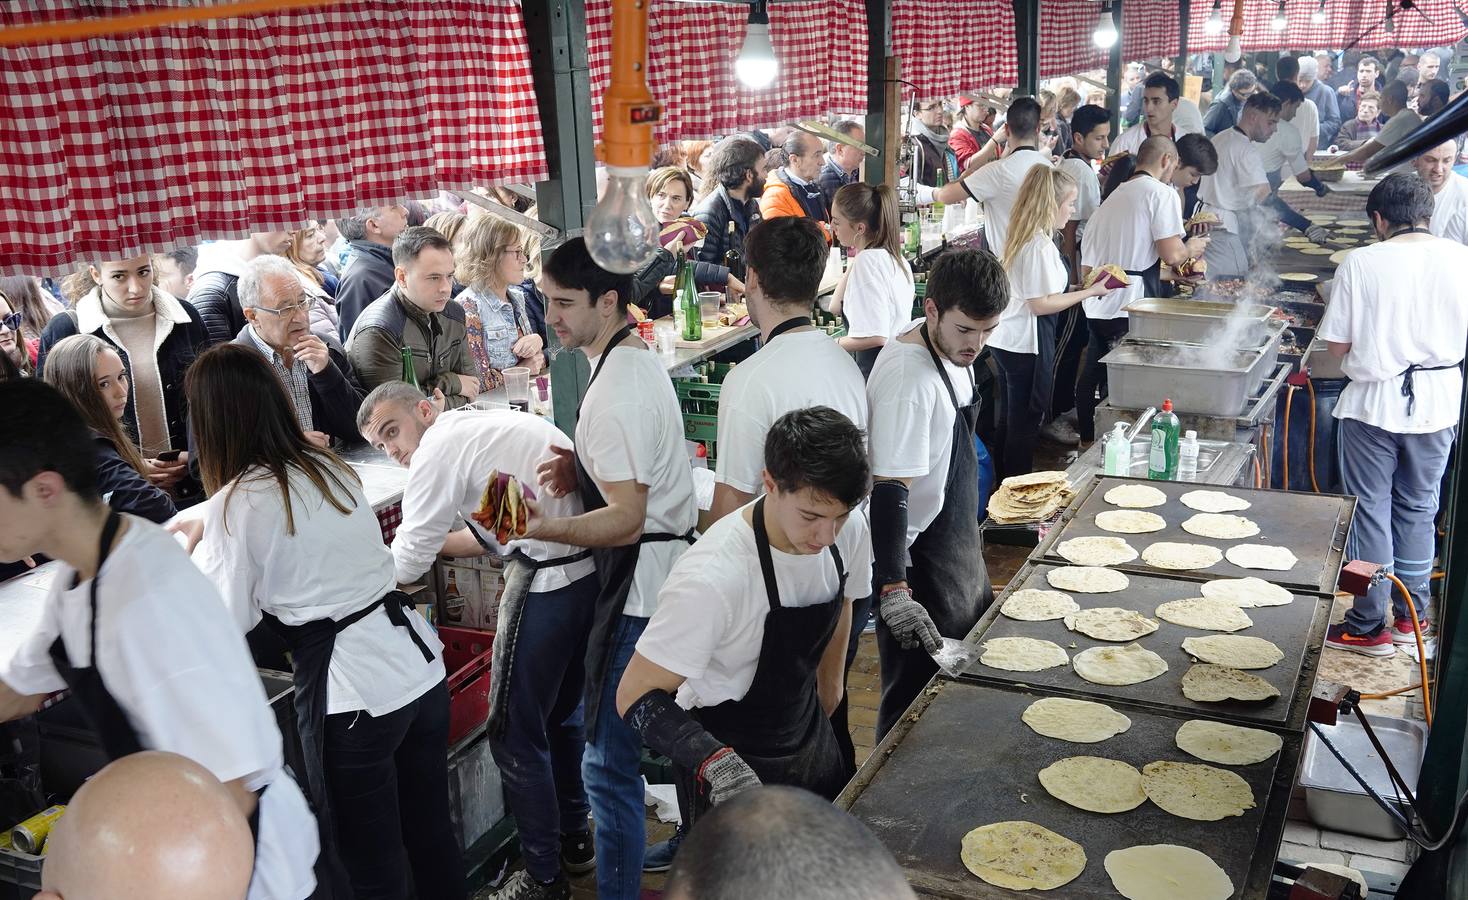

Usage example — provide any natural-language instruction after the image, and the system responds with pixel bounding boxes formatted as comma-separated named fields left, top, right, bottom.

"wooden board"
left=674, top=322, right=750, bottom=349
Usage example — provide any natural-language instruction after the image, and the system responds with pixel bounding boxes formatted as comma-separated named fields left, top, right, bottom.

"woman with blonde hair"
left=454, top=214, right=544, bottom=391
left=829, top=182, right=913, bottom=377
left=42, top=333, right=177, bottom=522
left=988, top=165, right=1109, bottom=478
left=424, top=210, right=469, bottom=246
left=285, top=220, right=345, bottom=350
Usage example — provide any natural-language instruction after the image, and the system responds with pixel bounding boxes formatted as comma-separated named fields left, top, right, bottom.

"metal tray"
left=1102, top=340, right=1265, bottom=417
left=1300, top=715, right=1427, bottom=840
left=1037, top=475, right=1355, bottom=596
left=960, top=561, right=1330, bottom=729
left=838, top=679, right=1300, bottom=900
left=1124, top=298, right=1277, bottom=345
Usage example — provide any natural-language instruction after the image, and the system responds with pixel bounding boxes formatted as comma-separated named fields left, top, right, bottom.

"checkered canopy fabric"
left=0, top=0, right=547, bottom=275
left=586, top=0, right=869, bottom=142
left=893, top=0, right=1020, bottom=99
left=1040, top=0, right=1108, bottom=78
left=1184, top=0, right=1467, bottom=53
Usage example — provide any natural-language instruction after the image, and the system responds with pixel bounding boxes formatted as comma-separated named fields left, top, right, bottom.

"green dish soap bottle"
left=1147, top=398, right=1181, bottom=481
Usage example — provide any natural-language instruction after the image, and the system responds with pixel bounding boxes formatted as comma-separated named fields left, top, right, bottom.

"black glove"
left=1301, top=172, right=1331, bottom=197
left=879, top=586, right=942, bottom=653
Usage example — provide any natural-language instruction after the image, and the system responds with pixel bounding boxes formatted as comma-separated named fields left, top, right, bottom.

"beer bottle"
left=400, top=345, right=420, bottom=391
left=723, top=221, right=743, bottom=280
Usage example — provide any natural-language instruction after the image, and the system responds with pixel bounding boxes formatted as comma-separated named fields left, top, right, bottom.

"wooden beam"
left=0, top=0, right=340, bottom=46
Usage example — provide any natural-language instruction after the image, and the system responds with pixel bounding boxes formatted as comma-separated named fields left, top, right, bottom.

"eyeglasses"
left=255, top=299, right=312, bottom=317
left=501, top=247, right=529, bottom=261
left=0, top=313, right=20, bottom=333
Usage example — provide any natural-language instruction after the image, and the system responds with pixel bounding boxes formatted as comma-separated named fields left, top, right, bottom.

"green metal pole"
left=863, top=0, right=891, bottom=187
left=1105, top=1, right=1123, bottom=137
left=1014, top=0, right=1040, bottom=96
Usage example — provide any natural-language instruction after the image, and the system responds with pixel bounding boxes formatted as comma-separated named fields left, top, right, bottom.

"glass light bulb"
left=1205, top=8, right=1224, bottom=34
left=1093, top=14, right=1119, bottom=49
left=1224, top=34, right=1243, bottom=63
left=736, top=23, right=779, bottom=89
left=586, top=167, right=660, bottom=274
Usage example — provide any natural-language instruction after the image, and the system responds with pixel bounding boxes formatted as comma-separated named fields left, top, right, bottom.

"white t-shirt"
left=577, top=344, right=698, bottom=618
left=962, top=148, right=1053, bottom=258
left=1199, top=128, right=1268, bottom=234
left=0, top=519, right=319, bottom=900
left=842, top=249, right=915, bottom=341
left=1175, top=98, right=1206, bottom=136
left=1294, top=99, right=1320, bottom=154
left=1429, top=174, right=1468, bottom=244
left=714, top=329, right=868, bottom=494
left=990, top=235, right=1068, bottom=354
left=1109, top=120, right=1200, bottom=158
left=1317, top=238, right=1468, bottom=433
left=194, top=467, right=444, bottom=717
left=389, top=409, right=596, bottom=592
left=1080, top=174, right=1184, bottom=319
left=867, top=320, right=977, bottom=546
left=637, top=501, right=873, bottom=709
left=1059, top=156, right=1101, bottom=240
left=1260, top=118, right=1307, bottom=180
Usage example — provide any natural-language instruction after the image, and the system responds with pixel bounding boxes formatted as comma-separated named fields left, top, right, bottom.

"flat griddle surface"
left=1036, top=476, right=1353, bottom=595
left=841, top=680, right=1297, bottom=899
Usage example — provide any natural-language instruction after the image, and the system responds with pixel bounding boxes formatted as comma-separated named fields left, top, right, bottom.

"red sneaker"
left=1391, top=617, right=1430, bottom=645
left=1324, top=623, right=1395, bottom=657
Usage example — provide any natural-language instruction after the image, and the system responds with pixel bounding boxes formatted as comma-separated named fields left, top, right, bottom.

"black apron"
left=48, top=512, right=268, bottom=848
left=679, top=497, right=847, bottom=826
left=574, top=325, right=696, bottom=741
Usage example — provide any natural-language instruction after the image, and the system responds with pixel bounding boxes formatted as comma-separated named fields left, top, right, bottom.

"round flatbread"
left=1022, top=697, right=1132, bottom=743
left=1073, top=643, right=1169, bottom=685
left=1179, top=490, right=1251, bottom=513
left=1005, top=470, right=1071, bottom=489
left=1183, top=634, right=1283, bottom=668
left=1280, top=272, right=1317, bottom=282
left=1182, top=513, right=1260, bottom=540
left=1105, top=844, right=1235, bottom=900
left=980, top=637, right=1070, bottom=672
left=1065, top=607, right=1160, bottom=642
left=1096, top=509, right=1167, bottom=534
left=1330, top=248, right=1351, bottom=265
left=1309, top=214, right=1337, bottom=222
left=1104, top=483, right=1168, bottom=508
left=1001, top=588, right=1081, bottom=621
left=1154, top=598, right=1253, bottom=632
left=1181, top=663, right=1281, bottom=702
left=1200, top=577, right=1293, bottom=608
left=1300, top=247, right=1334, bottom=255
left=1142, top=542, right=1223, bottom=571
left=1046, top=565, right=1130, bottom=593
left=1142, top=760, right=1256, bottom=820
left=961, top=821, right=1086, bottom=891
left=1057, top=535, right=1139, bottom=567
left=1225, top=544, right=1299, bottom=571
left=1039, top=756, right=1146, bottom=813
left=1175, top=719, right=1284, bottom=765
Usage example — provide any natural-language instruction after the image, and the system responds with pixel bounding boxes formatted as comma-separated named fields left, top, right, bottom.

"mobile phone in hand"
left=156, top=450, right=183, bottom=462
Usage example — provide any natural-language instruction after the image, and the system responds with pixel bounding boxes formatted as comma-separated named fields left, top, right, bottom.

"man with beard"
left=692, top=138, right=768, bottom=280
left=864, top=249, right=1008, bottom=737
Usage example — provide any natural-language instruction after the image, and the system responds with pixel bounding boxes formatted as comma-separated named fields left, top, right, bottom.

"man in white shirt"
left=1111, top=73, right=1201, bottom=158
left=1337, top=80, right=1422, bottom=170
left=710, top=217, right=868, bottom=522
left=1077, top=137, right=1209, bottom=443
left=0, top=380, right=318, bottom=900
left=929, top=97, right=1052, bottom=259
left=1414, top=138, right=1468, bottom=244
left=358, top=385, right=600, bottom=898
left=866, top=249, right=1007, bottom=737
left=530, top=238, right=698, bottom=900
left=1319, top=174, right=1468, bottom=656
left=1259, top=82, right=1333, bottom=242
left=617, top=408, right=872, bottom=824
left=1200, top=91, right=1281, bottom=277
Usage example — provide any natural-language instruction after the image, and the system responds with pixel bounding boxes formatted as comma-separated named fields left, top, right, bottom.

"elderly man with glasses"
left=235, top=255, right=367, bottom=447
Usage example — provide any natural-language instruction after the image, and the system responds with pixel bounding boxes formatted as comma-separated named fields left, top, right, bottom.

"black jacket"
left=94, top=431, right=177, bottom=523
left=691, top=185, right=758, bottom=284
left=336, top=241, right=397, bottom=341
left=232, top=327, right=368, bottom=445
left=632, top=250, right=728, bottom=319
left=188, top=269, right=247, bottom=347
left=817, top=156, right=858, bottom=214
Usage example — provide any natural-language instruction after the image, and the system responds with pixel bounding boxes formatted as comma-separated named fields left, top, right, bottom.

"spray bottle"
left=1147, top=399, right=1181, bottom=481
left=1103, top=422, right=1130, bottom=476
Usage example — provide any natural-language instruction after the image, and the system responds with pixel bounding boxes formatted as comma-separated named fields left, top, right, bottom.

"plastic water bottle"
left=1147, top=399, right=1181, bottom=481
left=1103, top=423, right=1130, bottom=476
left=1178, top=430, right=1200, bottom=482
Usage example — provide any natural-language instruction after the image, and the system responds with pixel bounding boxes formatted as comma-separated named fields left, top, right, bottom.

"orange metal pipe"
left=1229, top=0, right=1246, bottom=34
left=599, top=0, right=661, bottom=169
left=0, top=0, right=340, bottom=47
left=1386, top=573, right=1433, bottom=726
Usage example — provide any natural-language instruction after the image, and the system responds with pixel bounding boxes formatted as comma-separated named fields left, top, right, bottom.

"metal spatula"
left=930, top=637, right=982, bottom=678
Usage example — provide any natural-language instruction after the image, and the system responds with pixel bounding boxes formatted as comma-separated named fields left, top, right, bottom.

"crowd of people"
left=1, top=39, right=1467, bottom=900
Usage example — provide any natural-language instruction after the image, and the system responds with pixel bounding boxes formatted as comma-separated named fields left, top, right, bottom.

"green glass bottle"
left=681, top=259, right=702, bottom=341
left=1147, top=398, right=1181, bottom=480
left=400, top=344, right=420, bottom=391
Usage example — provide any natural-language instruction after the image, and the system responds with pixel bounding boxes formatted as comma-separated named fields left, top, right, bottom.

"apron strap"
left=467, top=517, right=594, bottom=570
left=576, top=324, right=635, bottom=419
left=640, top=530, right=697, bottom=544
left=84, top=510, right=123, bottom=667
left=752, top=497, right=849, bottom=614
left=1400, top=361, right=1462, bottom=418
left=766, top=316, right=811, bottom=343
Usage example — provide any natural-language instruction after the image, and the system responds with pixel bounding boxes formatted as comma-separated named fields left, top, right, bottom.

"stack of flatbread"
left=987, top=471, right=1073, bottom=524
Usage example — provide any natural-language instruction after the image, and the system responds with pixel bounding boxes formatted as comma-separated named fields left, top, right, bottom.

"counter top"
left=0, top=562, right=56, bottom=667
left=337, top=444, right=411, bottom=511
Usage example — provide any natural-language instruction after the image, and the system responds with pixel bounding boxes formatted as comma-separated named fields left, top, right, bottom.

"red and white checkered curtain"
left=0, top=0, right=547, bottom=275
left=1039, top=0, right=1108, bottom=78
left=1185, top=0, right=1467, bottom=52
left=586, top=0, right=868, bottom=143
left=893, top=0, right=1019, bottom=99
left=1122, top=0, right=1183, bottom=61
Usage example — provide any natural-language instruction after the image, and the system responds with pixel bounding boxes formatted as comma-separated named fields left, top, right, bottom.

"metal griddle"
left=959, top=561, right=1331, bottom=729
left=838, top=679, right=1302, bottom=899
left=1035, top=476, right=1355, bottom=595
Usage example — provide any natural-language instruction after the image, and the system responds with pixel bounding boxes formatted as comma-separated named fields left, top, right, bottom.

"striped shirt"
left=246, top=325, right=314, bottom=432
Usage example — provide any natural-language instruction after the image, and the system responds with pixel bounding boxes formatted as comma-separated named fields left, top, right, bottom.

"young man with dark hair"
left=708, top=217, right=868, bottom=523
left=1338, top=55, right=1381, bottom=124
left=865, top=249, right=1006, bottom=737
left=346, top=226, right=479, bottom=408
left=0, top=379, right=320, bottom=900
left=692, top=137, right=768, bottom=276
left=153, top=246, right=198, bottom=301
left=532, top=237, right=698, bottom=900
left=1200, top=91, right=1281, bottom=277
left=929, top=97, right=1051, bottom=258
left=618, top=407, right=872, bottom=825
left=1319, top=173, right=1468, bottom=656
left=1415, top=139, right=1468, bottom=244
left=1111, top=72, right=1199, bottom=157
left=1260, top=81, right=1333, bottom=241
left=1172, top=131, right=1220, bottom=219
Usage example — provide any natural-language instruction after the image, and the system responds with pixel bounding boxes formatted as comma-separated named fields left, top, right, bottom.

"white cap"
left=1184, top=429, right=1198, bottom=440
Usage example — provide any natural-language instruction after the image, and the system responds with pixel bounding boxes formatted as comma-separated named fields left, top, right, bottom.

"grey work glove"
left=1306, top=224, right=1331, bottom=244
left=699, top=747, right=762, bottom=805
left=879, top=587, right=943, bottom=653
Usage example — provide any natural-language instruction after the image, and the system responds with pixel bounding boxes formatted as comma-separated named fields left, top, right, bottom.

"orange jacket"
left=758, top=173, right=833, bottom=243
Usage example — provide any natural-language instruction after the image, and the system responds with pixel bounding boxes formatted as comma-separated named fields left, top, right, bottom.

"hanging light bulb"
left=1271, top=0, right=1289, bottom=30
left=1311, top=0, right=1327, bottom=23
left=735, top=1, right=778, bottom=89
left=1384, top=2, right=1396, bottom=31
left=1093, top=5, right=1119, bottom=48
left=1205, top=0, right=1224, bottom=34
left=1224, top=33, right=1243, bottom=62
left=586, top=168, right=661, bottom=274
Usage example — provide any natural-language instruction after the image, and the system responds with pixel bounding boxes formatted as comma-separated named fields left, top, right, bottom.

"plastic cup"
left=698, top=291, right=721, bottom=326
left=504, top=366, right=531, bottom=412
left=655, top=322, right=678, bottom=355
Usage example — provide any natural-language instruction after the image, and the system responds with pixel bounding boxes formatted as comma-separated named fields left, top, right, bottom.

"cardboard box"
left=436, top=559, right=507, bottom=631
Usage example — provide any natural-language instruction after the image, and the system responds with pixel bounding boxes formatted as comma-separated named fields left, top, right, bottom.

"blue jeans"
left=488, top=574, right=597, bottom=882
left=582, top=614, right=649, bottom=900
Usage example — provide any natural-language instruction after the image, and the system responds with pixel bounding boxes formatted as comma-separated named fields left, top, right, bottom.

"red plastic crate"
left=441, top=626, right=494, bottom=746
